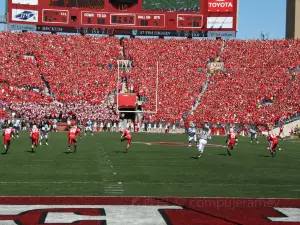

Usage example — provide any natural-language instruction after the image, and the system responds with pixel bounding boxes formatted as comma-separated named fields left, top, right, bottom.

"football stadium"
left=0, top=0, right=300, bottom=224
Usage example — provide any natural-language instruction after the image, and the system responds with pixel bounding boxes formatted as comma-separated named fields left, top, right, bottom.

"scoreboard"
left=43, top=9, right=69, bottom=24
left=8, top=0, right=237, bottom=37
left=81, top=12, right=166, bottom=28
left=177, top=14, right=203, bottom=28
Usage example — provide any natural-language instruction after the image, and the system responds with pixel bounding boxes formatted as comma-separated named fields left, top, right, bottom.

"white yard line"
left=96, top=142, right=124, bottom=195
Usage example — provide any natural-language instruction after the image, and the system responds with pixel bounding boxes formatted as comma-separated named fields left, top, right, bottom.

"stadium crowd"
left=193, top=40, right=300, bottom=124
left=123, top=38, right=222, bottom=123
left=0, top=32, right=121, bottom=122
left=0, top=31, right=299, bottom=126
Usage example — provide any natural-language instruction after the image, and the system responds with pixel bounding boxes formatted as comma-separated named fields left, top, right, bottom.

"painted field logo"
left=0, top=197, right=300, bottom=224
left=0, top=205, right=181, bottom=224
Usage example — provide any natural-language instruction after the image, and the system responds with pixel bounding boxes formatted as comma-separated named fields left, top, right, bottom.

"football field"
left=0, top=132, right=299, bottom=198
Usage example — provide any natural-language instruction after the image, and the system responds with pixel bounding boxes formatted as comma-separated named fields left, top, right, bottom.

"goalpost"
left=116, top=60, right=159, bottom=114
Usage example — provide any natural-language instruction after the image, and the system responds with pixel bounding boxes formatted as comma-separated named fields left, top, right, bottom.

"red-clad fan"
left=3, top=126, right=15, bottom=154
left=226, top=128, right=236, bottom=156
left=30, top=125, right=40, bottom=153
left=68, top=126, right=81, bottom=153
left=279, top=125, right=284, bottom=140
left=244, top=125, right=249, bottom=136
left=267, top=132, right=280, bottom=157
left=120, top=128, right=132, bottom=153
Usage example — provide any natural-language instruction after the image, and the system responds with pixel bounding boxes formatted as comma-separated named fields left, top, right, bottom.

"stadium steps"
left=183, top=41, right=226, bottom=121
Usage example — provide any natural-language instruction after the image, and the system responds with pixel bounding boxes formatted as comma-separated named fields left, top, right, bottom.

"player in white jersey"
left=188, top=123, right=197, bottom=147
left=13, top=119, right=20, bottom=138
left=249, top=126, right=259, bottom=143
left=40, top=123, right=50, bottom=145
left=197, top=124, right=211, bottom=158
left=84, top=120, right=94, bottom=136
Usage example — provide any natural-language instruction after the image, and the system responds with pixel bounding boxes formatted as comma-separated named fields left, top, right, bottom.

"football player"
left=120, top=128, right=132, bottom=153
left=197, top=124, right=211, bottom=158
left=30, top=125, right=40, bottom=153
left=226, top=128, right=236, bottom=156
left=187, top=123, right=197, bottom=147
left=68, top=125, right=81, bottom=153
left=249, top=125, right=259, bottom=143
left=84, top=119, right=94, bottom=136
left=13, top=119, right=20, bottom=138
left=3, top=125, right=15, bottom=154
left=40, top=123, right=50, bottom=145
left=267, top=132, right=280, bottom=157
left=229, top=124, right=238, bottom=146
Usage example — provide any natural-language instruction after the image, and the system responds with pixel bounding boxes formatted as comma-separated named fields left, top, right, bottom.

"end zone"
left=0, top=197, right=299, bottom=224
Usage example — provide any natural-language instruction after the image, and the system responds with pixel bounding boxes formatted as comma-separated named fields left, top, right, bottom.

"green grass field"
left=0, top=132, right=299, bottom=198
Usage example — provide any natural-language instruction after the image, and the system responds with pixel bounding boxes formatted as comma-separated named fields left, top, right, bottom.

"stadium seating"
left=0, top=31, right=299, bottom=125
left=0, top=32, right=121, bottom=121
left=123, top=38, right=222, bottom=123
left=124, top=38, right=300, bottom=124
left=195, top=40, right=300, bottom=124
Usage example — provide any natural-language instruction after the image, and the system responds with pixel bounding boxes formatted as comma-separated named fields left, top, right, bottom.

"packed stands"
left=0, top=31, right=299, bottom=125
left=124, top=38, right=300, bottom=124
left=6, top=101, right=118, bottom=122
left=195, top=40, right=300, bottom=124
left=123, top=38, right=222, bottom=123
left=0, top=32, right=121, bottom=121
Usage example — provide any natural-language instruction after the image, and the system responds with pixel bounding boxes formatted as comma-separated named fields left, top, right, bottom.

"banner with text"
left=8, top=23, right=36, bottom=31
left=12, top=9, right=38, bottom=23
left=207, top=17, right=233, bottom=29
left=12, top=0, right=38, bottom=5
left=209, top=62, right=224, bottom=70
left=208, top=0, right=234, bottom=12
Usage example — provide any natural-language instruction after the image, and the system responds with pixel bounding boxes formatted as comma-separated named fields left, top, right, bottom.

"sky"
left=0, top=0, right=287, bottom=39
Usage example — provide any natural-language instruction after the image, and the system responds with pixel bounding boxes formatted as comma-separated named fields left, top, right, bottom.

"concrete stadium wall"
left=272, top=119, right=300, bottom=136
left=286, top=0, right=300, bottom=38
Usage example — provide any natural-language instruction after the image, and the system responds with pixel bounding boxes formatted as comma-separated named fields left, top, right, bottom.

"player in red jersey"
left=267, top=132, right=279, bottom=157
left=68, top=126, right=81, bottom=153
left=226, top=128, right=236, bottom=156
left=3, top=126, right=15, bottom=154
left=120, top=128, right=132, bottom=153
left=30, top=125, right=40, bottom=153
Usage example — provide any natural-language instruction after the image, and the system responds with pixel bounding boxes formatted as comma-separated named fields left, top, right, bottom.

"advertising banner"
left=207, top=31, right=235, bottom=37
left=207, top=17, right=233, bottom=29
left=117, top=94, right=137, bottom=109
left=8, top=23, right=36, bottom=31
left=35, top=26, right=237, bottom=38
left=208, top=0, right=234, bottom=12
left=209, top=62, right=224, bottom=70
left=12, top=9, right=38, bottom=23
left=12, top=0, right=38, bottom=5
